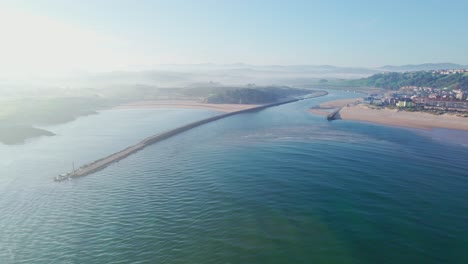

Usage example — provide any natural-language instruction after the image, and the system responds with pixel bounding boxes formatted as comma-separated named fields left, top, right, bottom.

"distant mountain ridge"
left=378, top=63, right=468, bottom=72
left=5, top=63, right=467, bottom=89
left=349, top=71, right=468, bottom=91
left=143, top=62, right=467, bottom=72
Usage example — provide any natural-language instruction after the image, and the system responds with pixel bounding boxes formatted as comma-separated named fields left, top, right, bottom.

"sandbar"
left=114, top=100, right=259, bottom=113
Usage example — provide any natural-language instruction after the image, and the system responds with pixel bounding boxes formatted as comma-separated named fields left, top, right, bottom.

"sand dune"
left=114, top=100, right=259, bottom=113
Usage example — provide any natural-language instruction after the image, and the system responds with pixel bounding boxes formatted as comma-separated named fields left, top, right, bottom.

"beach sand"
left=309, top=97, right=468, bottom=131
left=309, top=98, right=361, bottom=116
left=114, top=100, right=259, bottom=113
left=118, top=91, right=330, bottom=113
left=338, top=104, right=468, bottom=131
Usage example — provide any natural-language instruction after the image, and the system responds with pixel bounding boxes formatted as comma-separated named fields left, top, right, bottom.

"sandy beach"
left=309, top=97, right=468, bottom=131
left=114, top=100, right=259, bottom=113
left=309, top=98, right=361, bottom=116
left=338, top=104, right=468, bottom=131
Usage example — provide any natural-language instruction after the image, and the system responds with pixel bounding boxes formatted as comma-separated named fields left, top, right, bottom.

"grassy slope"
left=0, top=125, right=55, bottom=145
left=205, top=87, right=312, bottom=104
left=347, top=72, right=468, bottom=91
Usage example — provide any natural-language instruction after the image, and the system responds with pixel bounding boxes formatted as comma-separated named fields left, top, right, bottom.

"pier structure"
left=327, top=107, right=343, bottom=121
left=54, top=98, right=304, bottom=181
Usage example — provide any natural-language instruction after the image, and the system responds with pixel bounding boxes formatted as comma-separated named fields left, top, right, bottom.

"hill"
left=0, top=125, right=55, bottom=145
left=350, top=71, right=468, bottom=91
left=204, top=87, right=311, bottom=104
left=378, top=63, right=467, bottom=72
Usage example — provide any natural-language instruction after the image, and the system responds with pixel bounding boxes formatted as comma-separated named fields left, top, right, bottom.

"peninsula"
left=0, top=125, right=55, bottom=145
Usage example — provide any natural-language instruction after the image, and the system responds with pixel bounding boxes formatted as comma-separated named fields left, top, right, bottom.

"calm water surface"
left=1, top=91, right=467, bottom=263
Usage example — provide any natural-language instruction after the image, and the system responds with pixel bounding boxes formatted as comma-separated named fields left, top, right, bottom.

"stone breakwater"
left=54, top=98, right=305, bottom=181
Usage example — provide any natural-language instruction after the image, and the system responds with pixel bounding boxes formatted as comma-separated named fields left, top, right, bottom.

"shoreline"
left=309, top=98, right=468, bottom=131
left=309, top=98, right=361, bottom=116
left=338, top=105, right=468, bottom=131
left=0, top=125, right=55, bottom=145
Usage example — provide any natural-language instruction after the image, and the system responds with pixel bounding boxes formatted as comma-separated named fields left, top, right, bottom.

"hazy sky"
left=1, top=0, right=467, bottom=75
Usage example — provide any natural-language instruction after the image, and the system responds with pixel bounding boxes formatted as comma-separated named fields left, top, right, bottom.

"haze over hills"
left=378, top=63, right=468, bottom=72
left=349, top=71, right=468, bottom=91
left=1, top=1, right=468, bottom=263
left=3, top=61, right=467, bottom=144
left=2, top=63, right=467, bottom=92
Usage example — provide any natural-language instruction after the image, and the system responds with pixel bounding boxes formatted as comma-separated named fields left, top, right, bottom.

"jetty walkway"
left=327, top=107, right=343, bottom=121
left=54, top=98, right=305, bottom=181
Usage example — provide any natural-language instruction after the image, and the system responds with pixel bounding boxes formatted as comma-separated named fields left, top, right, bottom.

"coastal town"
left=362, top=69, right=468, bottom=114
left=312, top=68, right=468, bottom=131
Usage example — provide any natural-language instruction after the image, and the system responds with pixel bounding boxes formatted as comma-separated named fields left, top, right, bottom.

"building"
left=456, top=92, right=466, bottom=100
left=396, top=98, right=414, bottom=108
left=372, top=99, right=384, bottom=106
left=362, top=96, right=373, bottom=104
left=424, top=99, right=468, bottom=110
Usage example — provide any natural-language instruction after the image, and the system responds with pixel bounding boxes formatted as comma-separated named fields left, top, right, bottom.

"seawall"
left=55, top=98, right=303, bottom=181
left=327, top=107, right=343, bottom=121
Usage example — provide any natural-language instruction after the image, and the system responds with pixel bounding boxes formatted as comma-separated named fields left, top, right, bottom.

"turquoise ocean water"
left=1, top=91, right=467, bottom=263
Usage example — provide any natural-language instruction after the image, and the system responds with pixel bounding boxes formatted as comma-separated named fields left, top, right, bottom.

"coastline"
left=338, top=104, right=468, bottom=131
left=310, top=98, right=468, bottom=131
left=0, top=125, right=55, bottom=145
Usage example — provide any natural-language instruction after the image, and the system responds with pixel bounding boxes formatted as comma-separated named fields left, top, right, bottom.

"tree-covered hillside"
left=205, top=87, right=311, bottom=104
left=350, top=72, right=468, bottom=91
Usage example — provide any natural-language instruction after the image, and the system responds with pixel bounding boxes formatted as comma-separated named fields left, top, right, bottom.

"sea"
left=0, top=91, right=467, bottom=264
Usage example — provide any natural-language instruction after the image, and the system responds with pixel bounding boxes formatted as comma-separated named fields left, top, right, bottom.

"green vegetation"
left=0, top=125, right=55, bottom=145
left=349, top=72, right=468, bottom=91
left=204, top=87, right=311, bottom=104
left=2, top=97, right=107, bottom=125
left=0, top=96, right=109, bottom=145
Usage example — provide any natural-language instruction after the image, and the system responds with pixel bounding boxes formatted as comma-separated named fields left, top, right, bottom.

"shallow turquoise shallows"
left=1, top=91, right=467, bottom=264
